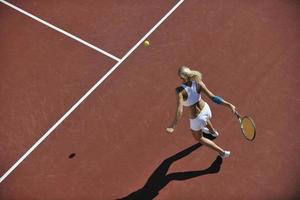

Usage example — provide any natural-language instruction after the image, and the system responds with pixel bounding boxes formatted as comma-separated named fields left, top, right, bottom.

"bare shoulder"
left=198, top=80, right=204, bottom=85
left=175, top=86, right=184, bottom=94
left=195, top=81, right=202, bottom=93
left=198, top=80, right=207, bottom=89
left=198, top=80, right=214, bottom=97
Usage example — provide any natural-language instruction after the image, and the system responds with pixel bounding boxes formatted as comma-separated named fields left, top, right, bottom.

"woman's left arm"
left=166, top=90, right=184, bottom=133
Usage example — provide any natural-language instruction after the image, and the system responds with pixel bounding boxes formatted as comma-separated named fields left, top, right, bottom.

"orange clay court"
left=0, top=0, right=300, bottom=199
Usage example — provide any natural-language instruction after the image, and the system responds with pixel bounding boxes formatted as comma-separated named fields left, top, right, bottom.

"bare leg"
left=192, top=130, right=224, bottom=154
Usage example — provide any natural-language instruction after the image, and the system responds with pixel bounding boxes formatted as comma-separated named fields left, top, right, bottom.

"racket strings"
left=241, top=117, right=256, bottom=140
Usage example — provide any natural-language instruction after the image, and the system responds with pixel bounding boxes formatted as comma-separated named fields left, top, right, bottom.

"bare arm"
left=166, top=90, right=184, bottom=133
left=199, top=81, right=236, bottom=113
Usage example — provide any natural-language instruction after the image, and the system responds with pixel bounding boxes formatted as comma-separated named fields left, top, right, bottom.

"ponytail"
left=178, top=66, right=202, bottom=82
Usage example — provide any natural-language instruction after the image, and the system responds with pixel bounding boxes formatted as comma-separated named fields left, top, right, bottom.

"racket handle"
left=235, top=111, right=241, bottom=119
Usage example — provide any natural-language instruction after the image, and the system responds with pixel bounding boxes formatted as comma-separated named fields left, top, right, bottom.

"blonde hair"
left=178, top=66, right=202, bottom=82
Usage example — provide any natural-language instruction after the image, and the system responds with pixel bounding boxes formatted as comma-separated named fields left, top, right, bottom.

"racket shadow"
left=116, top=136, right=223, bottom=200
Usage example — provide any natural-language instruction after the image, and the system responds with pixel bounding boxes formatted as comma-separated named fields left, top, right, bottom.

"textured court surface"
left=1, top=0, right=300, bottom=199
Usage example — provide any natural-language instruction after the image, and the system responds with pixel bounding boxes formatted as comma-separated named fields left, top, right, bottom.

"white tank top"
left=181, top=81, right=201, bottom=107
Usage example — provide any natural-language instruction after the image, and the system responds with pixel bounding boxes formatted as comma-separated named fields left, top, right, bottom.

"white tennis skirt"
left=190, top=102, right=212, bottom=131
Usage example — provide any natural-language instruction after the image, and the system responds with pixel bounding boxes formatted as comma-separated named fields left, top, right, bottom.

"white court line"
left=0, top=0, right=121, bottom=62
left=0, top=0, right=185, bottom=183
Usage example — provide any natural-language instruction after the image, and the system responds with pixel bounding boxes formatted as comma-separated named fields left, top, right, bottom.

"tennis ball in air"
left=144, top=40, right=150, bottom=47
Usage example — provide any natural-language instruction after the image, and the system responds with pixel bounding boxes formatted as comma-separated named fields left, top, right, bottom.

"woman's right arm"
left=199, top=81, right=236, bottom=113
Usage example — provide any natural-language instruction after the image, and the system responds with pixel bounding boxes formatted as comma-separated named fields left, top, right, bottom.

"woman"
left=166, top=66, right=236, bottom=159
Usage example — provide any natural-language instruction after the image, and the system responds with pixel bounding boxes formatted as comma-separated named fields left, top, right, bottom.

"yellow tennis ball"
left=144, top=40, right=150, bottom=47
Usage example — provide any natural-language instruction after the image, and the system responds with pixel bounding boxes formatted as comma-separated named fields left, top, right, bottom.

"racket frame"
left=235, top=111, right=256, bottom=141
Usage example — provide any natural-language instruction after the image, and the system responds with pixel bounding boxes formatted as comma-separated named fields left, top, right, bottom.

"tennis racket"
left=234, top=111, right=256, bottom=141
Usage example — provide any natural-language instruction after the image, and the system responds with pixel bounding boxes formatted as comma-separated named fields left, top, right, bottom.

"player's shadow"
left=117, top=135, right=222, bottom=200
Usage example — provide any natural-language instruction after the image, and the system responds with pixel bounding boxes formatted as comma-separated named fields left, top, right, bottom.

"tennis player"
left=166, top=66, right=236, bottom=159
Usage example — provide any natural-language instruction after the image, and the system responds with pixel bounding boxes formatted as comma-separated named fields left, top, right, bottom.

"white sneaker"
left=202, top=127, right=219, bottom=137
left=220, top=150, right=230, bottom=159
